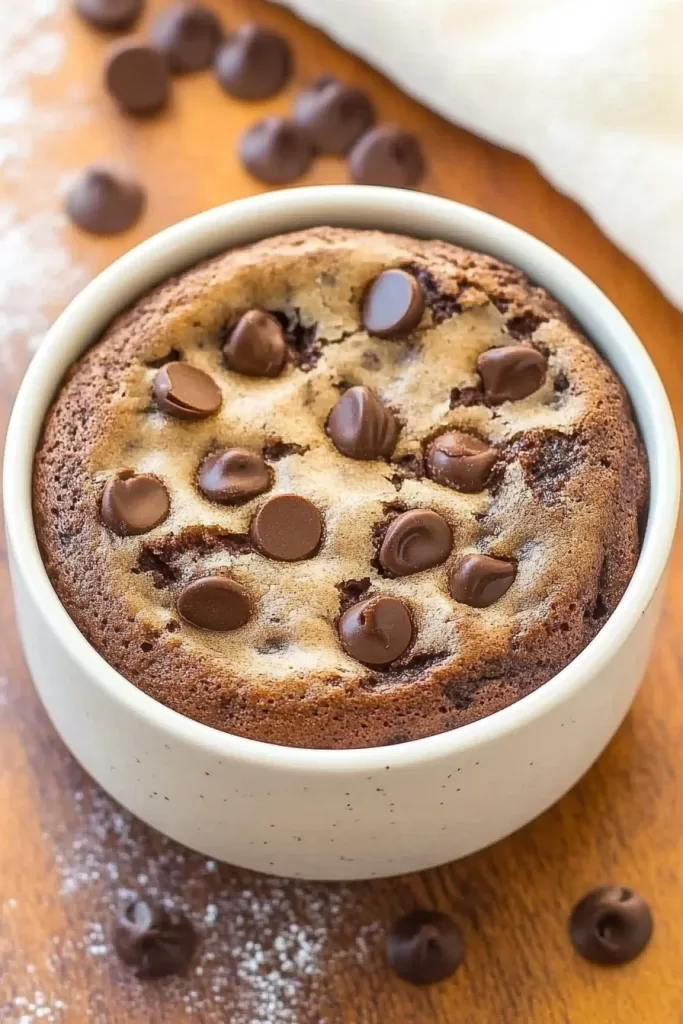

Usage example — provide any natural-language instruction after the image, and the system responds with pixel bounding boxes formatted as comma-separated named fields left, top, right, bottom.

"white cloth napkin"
left=280, top=0, right=683, bottom=309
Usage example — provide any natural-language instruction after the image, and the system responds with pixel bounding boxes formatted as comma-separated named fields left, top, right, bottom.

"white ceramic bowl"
left=4, top=186, right=679, bottom=880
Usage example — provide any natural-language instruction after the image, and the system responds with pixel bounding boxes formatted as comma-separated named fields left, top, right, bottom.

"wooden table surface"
left=2, top=2, right=683, bottom=1022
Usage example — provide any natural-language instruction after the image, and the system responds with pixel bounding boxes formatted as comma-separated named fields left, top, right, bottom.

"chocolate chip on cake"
left=66, top=164, right=145, bottom=236
left=113, top=901, right=197, bottom=979
left=101, top=471, right=170, bottom=536
left=178, top=576, right=251, bottom=631
left=223, top=310, right=287, bottom=377
left=339, top=596, right=413, bottom=666
left=569, top=886, right=653, bottom=965
left=327, top=385, right=399, bottom=460
left=198, top=449, right=271, bottom=504
left=293, top=77, right=375, bottom=154
left=215, top=23, right=292, bottom=100
left=477, top=344, right=547, bottom=402
left=150, top=2, right=223, bottom=74
left=379, top=510, right=452, bottom=576
left=239, top=117, right=314, bottom=185
left=387, top=910, right=463, bottom=985
left=425, top=431, right=498, bottom=493
left=104, top=39, right=170, bottom=116
left=348, top=125, right=425, bottom=188
left=74, top=0, right=143, bottom=32
left=153, top=362, right=222, bottom=419
left=251, top=494, right=323, bottom=562
left=362, top=269, right=425, bottom=337
left=449, top=554, right=516, bottom=608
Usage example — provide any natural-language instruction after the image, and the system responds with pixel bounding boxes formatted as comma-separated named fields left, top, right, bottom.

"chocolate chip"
left=387, top=910, right=463, bottom=985
left=104, top=40, right=170, bottom=116
left=101, top=471, right=170, bottom=536
left=239, top=117, right=314, bottom=185
left=293, top=77, right=375, bottom=154
left=75, top=0, right=143, bottom=31
left=223, top=310, right=287, bottom=377
left=215, top=24, right=292, bottom=100
left=150, top=2, right=223, bottom=74
left=348, top=125, right=425, bottom=188
left=250, top=494, right=323, bottom=562
left=153, top=362, right=222, bottom=419
left=379, top=510, right=452, bottom=576
left=569, top=886, right=653, bottom=965
left=327, top=385, right=399, bottom=460
left=362, top=269, right=425, bottom=337
left=65, top=164, right=145, bottom=236
left=448, top=554, right=516, bottom=608
left=425, top=431, right=498, bottom=493
left=338, top=596, right=412, bottom=666
left=477, top=345, right=546, bottom=402
left=177, top=576, right=251, bottom=631
left=113, top=901, right=197, bottom=979
left=198, top=448, right=271, bottom=504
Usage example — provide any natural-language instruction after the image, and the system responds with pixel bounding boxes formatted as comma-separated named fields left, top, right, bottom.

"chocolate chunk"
left=362, top=269, right=425, bottom=337
left=387, top=910, right=463, bottom=985
left=101, top=471, right=170, bottom=536
left=153, top=362, right=222, bottom=419
left=327, top=385, right=399, bottom=461
left=477, top=345, right=546, bottom=402
left=75, top=0, right=143, bottom=32
left=425, top=431, right=498, bottom=493
left=569, top=886, right=653, bottom=965
left=348, top=125, right=425, bottom=188
left=293, top=77, right=375, bottom=154
left=198, top=448, right=271, bottom=504
left=150, top=3, right=223, bottom=74
left=223, top=310, right=287, bottom=377
left=113, top=901, right=197, bottom=979
left=448, top=554, right=516, bottom=608
left=215, top=24, right=292, bottom=100
left=104, top=40, right=170, bottom=116
left=239, top=117, right=314, bottom=185
left=379, top=509, right=452, bottom=576
left=65, top=164, right=145, bottom=236
left=250, top=494, right=323, bottom=562
left=338, top=596, right=412, bottom=666
left=177, top=576, right=251, bottom=631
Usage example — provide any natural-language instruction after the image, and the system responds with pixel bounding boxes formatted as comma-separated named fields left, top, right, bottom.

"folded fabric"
left=279, top=0, right=683, bottom=309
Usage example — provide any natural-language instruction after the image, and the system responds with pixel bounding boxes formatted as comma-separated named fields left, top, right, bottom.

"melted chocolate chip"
left=113, top=901, right=197, bottom=979
left=150, top=3, right=223, bottom=74
left=338, top=596, right=412, bottom=666
left=348, top=125, right=425, bottom=188
left=198, top=449, right=271, bottom=504
left=177, top=576, right=251, bottom=631
left=66, top=164, right=145, bottom=236
left=215, top=24, right=292, bottom=100
left=477, top=344, right=547, bottom=402
left=569, top=886, right=653, bottom=965
left=251, top=494, right=323, bottom=562
left=327, top=385, right=399, bottom=460
left=101, top=471, right=170, bottom=536
left=387, top=910, right=463, bottom=985
left=153, top=362, right=222, bottom=419
left=362, top=269, right=425, bottom=338
left=293, top=77, right=375, bottom=154
left=75, top=0, right=143, bottom=32
left=239, top=116, right=314, bottom=185
left=223, top=310, right=287, bottom=377
left=448, top=554, right=516, bottom=608
left=425, top=431, right=498, bottom=493
left=103, top=40, right=170, bottom=116
left=379, top=509, right=452, bottom=576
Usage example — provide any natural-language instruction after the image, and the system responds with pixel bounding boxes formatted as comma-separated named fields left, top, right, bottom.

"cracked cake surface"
left=33, top=227, right=648, bottom=749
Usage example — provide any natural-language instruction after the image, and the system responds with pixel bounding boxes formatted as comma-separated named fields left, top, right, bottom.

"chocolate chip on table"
left=104, top=39, right=170, bottom=116
left=150, top=2, right=223, bottom=74
left=153, top=362, right=222, bottom=419
left=348, top=124, right=425, bottom=188
left=223, top=310, right=287, bottom=377
left=113, top=900, right=197, bottom=979
left=362, top=269, right=425, bottom=337
left=101, top=471, right=169, bottom=536
left=251, top=494, right=323, bottom=562
left=477, top=344, right=547, bottom=402
left=387, top=909, right=464, bottom=985
left=425, top=431, right=498, bottom=493
left=448, top=553, right=516, bottom=608
left=74, top=0, right=143, bottom=32
left=177, top=576, right=251, bottom=631
left=379, top=510, right=452, bottom=577
left=239, top=117, right=314, bottom=185
left=327, top=385, right=399, bottom=461
left=65, top=164, right=145, bottom=236
left=339, top=596, right=413, bottom=667
left=293, top=77, right=375, bottom=154
left=569, top=886, right=653, bottom=965
left=198, top=448, right=271, bottom=504
left=215, top=23, right=292, bottom=100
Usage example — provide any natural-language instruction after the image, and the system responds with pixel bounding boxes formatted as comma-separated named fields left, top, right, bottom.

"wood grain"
left=1, top=2, right=683, bottom=1021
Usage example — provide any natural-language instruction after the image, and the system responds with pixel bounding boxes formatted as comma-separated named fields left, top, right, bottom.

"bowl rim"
left=4, top=185, right=679, bottom=773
